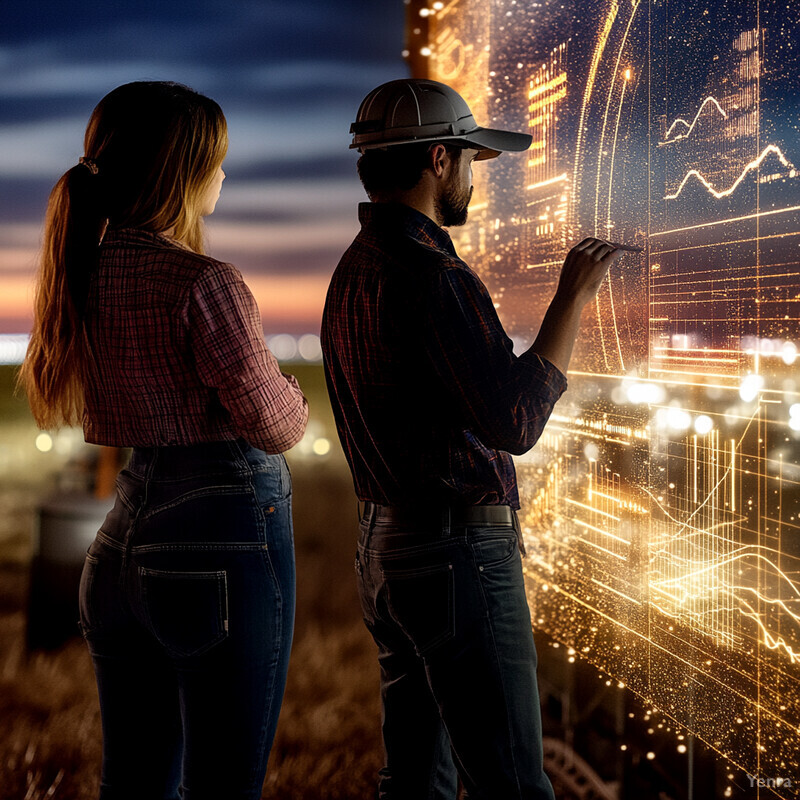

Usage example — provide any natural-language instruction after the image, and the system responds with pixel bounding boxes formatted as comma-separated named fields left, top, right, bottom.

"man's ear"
left=428, top=143, right=451, bottom=179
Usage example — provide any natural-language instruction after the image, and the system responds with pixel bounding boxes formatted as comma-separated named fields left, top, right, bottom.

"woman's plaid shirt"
left=83, top=228, right=308, bottom=452
left=321, top=203, right=567, bottom=509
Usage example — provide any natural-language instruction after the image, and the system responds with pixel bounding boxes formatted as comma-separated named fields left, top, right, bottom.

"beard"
left=436, top=175, right=473, bottom=227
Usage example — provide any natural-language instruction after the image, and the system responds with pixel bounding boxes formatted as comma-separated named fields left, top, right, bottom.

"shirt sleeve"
left=421, top=264, right=567, bottom=455
left=187, top=261, right=309, bottom=453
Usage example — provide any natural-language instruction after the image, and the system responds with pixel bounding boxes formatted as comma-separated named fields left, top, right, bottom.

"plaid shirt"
left=321, top=202, right=567, bottom=508
left=83, top=228, right=308, bottom=452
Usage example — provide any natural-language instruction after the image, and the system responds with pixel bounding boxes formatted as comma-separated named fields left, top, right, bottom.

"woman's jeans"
left=78, top=440, right=295, bottom=800
left=356, top=510, right=555, bottom=800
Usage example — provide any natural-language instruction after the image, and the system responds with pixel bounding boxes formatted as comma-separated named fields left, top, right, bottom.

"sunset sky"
left=0, top=0, right=408, bottom=337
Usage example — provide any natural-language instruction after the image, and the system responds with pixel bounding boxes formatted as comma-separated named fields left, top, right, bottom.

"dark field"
left=0, top=365, right=384, bottom=799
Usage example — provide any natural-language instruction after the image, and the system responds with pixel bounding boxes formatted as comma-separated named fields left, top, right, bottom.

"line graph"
left=659, top=96, right=728, bottom=145
left=665, top=143, right=798, bottom=200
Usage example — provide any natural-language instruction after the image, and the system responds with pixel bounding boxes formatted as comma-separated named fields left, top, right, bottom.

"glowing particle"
left=420, top=47, right=432, bottom=57
left=694, top=414, right=713, bottom=434
left=298, top=334, right=322, bottom=362
left=678, top=744, right=687, bottom=754
left=646, top=752, right=655, bottom=760
left=312, top=438, right=331, bottom=456
left=626, top=381, right=665, bottom=404
left=268, top=334, right=298, bottom=361
left=35, top=433, right=53, bottom=453
left=739, top=374, right=764, bottom=402
left=666, top=406, right=691, bottom=431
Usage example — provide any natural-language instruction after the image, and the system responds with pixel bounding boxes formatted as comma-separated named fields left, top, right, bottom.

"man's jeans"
left=78, top=440, right=295, bottom=800
left=356, top=509, right=556, bottom=800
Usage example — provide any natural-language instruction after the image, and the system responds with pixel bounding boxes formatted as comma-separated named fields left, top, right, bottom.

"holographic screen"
left=420, top=0, right=800, bottom=790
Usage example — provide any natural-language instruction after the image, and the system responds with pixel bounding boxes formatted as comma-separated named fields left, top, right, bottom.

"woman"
left=19, top=81, right=308, bottom=799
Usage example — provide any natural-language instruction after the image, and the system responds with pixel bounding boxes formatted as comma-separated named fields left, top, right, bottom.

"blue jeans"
left=356, top=510, right=555, bottom=800
left=78, top=440, right=295, bottom=800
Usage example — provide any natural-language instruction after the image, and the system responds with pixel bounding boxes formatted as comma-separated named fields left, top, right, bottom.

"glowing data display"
left=421, top=0, right=800, bottom=790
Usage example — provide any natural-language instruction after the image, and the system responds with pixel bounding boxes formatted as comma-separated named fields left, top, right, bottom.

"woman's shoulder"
left=100, top=227, right=242, bottom=287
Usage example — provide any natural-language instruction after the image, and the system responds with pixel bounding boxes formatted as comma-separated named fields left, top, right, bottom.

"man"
left=321, top=78, right=624, bottom=799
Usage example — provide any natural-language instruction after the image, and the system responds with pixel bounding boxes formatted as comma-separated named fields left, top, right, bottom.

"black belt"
left=362, top=501, right=516, bottom=528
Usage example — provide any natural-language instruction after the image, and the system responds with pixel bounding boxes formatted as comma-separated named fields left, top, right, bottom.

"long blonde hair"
left=19, top=81, right=228, bottom=429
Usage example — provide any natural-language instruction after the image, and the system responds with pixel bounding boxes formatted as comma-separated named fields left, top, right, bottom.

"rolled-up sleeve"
left=422, top=265, right=567, bottom=455
left=188, top=261, right=308, bottom=453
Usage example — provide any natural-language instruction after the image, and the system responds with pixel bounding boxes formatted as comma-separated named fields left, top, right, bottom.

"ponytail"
left=17, top=160, right=106, bottom=428
left=17, top=81, right=227, bottom=430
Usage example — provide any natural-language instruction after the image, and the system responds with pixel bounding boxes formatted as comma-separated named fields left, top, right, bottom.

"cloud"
left=244, top=272, right=330, bottom=333
left=213, top=178, right=363, bottom=219
left=0, top=62, right=214, bottom=99
left=0, top=117, right=87, bottom=176
left=206, top=218, right=359, bottom=274
left=0, top=273, right=34, bottom=319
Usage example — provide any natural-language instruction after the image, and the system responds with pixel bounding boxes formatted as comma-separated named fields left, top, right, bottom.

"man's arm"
left=420, top=265, right=567, bottom=455
left=419, top=237, right=626, bottom=455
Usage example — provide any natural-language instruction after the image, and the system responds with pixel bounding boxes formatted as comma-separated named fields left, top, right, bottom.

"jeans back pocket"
left=382, top=562, right=455, bottom=657
left=140, top=567, right=229, bottom=658
left=472, top=531, right=518, bottom=571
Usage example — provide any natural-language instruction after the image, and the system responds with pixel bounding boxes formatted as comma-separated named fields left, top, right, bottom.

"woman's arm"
left=188, top=261, right=309, bottom=453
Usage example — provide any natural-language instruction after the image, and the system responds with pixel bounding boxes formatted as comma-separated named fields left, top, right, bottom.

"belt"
left=362, top=501, right=516, bottom=528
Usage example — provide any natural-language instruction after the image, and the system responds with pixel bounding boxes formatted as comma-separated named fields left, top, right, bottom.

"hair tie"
left=78, top=157, right=99, bottom=175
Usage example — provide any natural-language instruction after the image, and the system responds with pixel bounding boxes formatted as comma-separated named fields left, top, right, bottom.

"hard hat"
left=350, top=78, right=532, bottom=161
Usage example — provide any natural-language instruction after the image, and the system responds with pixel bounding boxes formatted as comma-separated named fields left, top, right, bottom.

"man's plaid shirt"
left=321, top=202, right=567, bottom=509
left=83, top=228, right=308, bottom=453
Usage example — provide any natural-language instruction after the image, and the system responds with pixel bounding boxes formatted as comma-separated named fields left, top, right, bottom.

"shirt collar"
left=101, top=227, right=189, bottom=250
left=357, top=202, right=457, bottom=257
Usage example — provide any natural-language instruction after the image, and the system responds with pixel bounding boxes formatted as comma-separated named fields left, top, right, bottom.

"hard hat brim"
left=351, top=125, right=532, bottom=159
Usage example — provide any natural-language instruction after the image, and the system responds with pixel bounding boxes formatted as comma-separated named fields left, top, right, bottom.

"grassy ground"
left=0, top=364, right=384, bottom=799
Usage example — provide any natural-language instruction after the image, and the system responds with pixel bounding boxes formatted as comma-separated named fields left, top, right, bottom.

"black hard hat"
left=350, top=78, right=532, bottom=161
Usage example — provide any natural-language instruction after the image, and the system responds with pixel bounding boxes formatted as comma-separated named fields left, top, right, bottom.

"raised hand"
left=554, top=237, right=626, bottom=308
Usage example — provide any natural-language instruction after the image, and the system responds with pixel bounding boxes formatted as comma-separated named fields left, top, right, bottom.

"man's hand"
left=529, top=237, right=634, bottom=375
left=554, top=237, right=626, bottom=308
